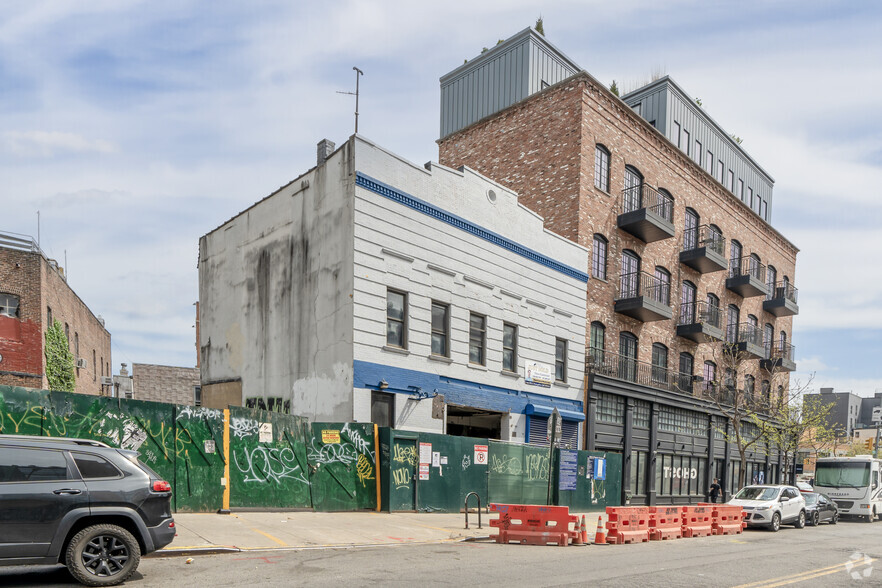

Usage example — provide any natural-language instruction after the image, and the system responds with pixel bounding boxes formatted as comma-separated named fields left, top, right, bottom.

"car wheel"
left=66, top=524, right=141, bottom=587
left=794, top=510, right=806, bottom=529
left=769, top=512, right=781, bottom=532
left=830, top=513, right=838, bottom=525
left=865, top=509, right=874, bottom=523
left=810, top=512, right=819, bottom=526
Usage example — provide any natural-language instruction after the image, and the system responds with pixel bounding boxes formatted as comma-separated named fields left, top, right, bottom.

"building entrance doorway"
left=446, top=405, right=503, bottom=439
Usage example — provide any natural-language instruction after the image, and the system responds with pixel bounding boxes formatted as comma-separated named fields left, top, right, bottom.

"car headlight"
left=755, top=506, right=770, bottom=511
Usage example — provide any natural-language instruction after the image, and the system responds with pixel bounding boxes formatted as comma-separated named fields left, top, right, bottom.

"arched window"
left=727, top=305, right=740, bottom=343
left=654, top=266, right=671, bottom=305
left=782, top=275, right=791, bottom=299
left=592, top=234, right=608, bottom=280
left=779, top=330, right=787, bottom=350
left=620, top=250, right=640, bottom=298
left=764, top=323, right=774, bottom=358
left=705, top=292, right=720, bottom=327
left=623, top=166, right=643, bottom=212
left=589, top=321, right=606, bottom=365
left=749, top=253, right=762, bottom=280
left=594, top=144, right=610, bottom=193
left=651, top=343, right=668, bottom=384
left=679, top=352, right=694, bottom=392
left=748, top=314, right=758, bottom=328
left=684, top=208, right=700, bottom=250
left=730, top=240, right=743, bottom=277
left=657, top=188, right=674, bottom=222
left=745, top=374, right=755, bottom=398
left=703, top=361, right=717, bottom=393
left=766, top=265, right=777, bottom=300
left=619, top=331, right=638, bottom=382
left=680, top=280, right=697, bottom=324
left=762, top=380, right=771, bottom=405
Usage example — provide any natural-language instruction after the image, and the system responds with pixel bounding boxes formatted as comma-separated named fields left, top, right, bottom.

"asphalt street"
left=2, top=518, right=880, bottom=587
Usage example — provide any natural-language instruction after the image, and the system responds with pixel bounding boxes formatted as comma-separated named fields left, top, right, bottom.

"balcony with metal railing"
left=586, top=349, right=698, bottom=395
left=727, top=322, right=766, bottom=359
left=676, top=301, right=724, bottom=343
left=617, top=184, right=675, bottom=243
left=761, top=342, right=797, bottom=373
left=726, top=256, right=770, bottom=298
left=763, top=280, right=799, bottom=317
left=680, top=225, right=727, bottom=273
left=614, top=270, right=673, bottom=322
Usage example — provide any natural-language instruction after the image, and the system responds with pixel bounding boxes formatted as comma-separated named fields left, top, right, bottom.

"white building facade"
left=199, top=135, right=589, bottom=446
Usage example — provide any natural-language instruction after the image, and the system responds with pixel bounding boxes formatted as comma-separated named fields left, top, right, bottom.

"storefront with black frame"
left=585, top=371, right=785, bottom=505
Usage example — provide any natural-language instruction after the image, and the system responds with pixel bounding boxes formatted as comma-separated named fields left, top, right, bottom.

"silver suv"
left=729, top=485, right=806, bottom=532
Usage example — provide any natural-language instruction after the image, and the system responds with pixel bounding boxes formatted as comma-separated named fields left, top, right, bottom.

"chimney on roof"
left=316, top=139, right=335, bottom=166
left=820, top=387, right=834, bottom=394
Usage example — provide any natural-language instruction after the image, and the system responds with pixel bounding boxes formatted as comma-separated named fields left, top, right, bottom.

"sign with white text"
left=525, top=362, right=553, bottom=388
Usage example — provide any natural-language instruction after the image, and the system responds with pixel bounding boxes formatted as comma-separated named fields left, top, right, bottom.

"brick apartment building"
left=438, top=28, right=799, bottom=503
left=0, top=231, right=111, bottom=395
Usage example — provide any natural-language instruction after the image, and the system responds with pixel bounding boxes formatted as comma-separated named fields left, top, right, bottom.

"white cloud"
left=0, top=1, right=880, bottom=372
left=3, top=131, right=116, bottom=158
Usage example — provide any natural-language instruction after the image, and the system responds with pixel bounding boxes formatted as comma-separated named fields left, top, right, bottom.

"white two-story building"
left=198, top=135, right=589, bottom=446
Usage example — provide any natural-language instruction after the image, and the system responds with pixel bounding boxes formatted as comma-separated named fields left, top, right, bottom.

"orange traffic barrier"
left=681, top=505, right=713, bottom=538
left=709, top=504, right=744, bottom=536
left=594, top=515, right=608, bottom=545
left=649, top=506, right=682, bottom=541
left=488, top=503, right=579, bottom=547
left=605, top=506, right=649, bottom=544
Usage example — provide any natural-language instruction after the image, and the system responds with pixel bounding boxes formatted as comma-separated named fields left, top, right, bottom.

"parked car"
left=803, top=492, right=839, bottom=526
left=728, top=485, right=806, bottom=532
left=796, top=480, right=814, bottom=492
left=0, top=435, right=175, bottom=586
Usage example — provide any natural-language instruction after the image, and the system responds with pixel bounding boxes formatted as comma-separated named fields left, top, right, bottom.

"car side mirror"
left=779, top=496, right=788, bottom=502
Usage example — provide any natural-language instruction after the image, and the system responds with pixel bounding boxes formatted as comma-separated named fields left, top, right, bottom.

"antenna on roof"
left=336, top=67, right=363, bottom=134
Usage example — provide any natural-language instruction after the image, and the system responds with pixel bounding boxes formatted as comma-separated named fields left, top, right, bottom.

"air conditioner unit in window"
left=76, top=358, right=88, bottom=369
left=101, top=376, right=113, bottom=386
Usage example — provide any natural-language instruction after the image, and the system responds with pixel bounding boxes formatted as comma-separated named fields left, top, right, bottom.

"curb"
left=150, top=546, right=241, bottom=557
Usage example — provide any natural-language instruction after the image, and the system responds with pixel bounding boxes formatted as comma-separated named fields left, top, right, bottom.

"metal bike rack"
left=464, top=492, right=482, bottom=529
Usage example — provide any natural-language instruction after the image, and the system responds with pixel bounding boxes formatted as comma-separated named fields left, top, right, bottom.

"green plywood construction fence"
left=408, top=433, right=489, bottom=513
left=228, top=407, right=311, bottom=509
left=555, top=449, right=623, bottom=511
left=173, top=406, right=226, bottom=512
left=308, top=422, right=377, bottom=511
left=487, top=441, right=552, bottom=505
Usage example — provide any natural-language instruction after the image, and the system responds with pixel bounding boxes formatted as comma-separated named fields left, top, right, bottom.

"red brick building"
left=0, top=232, right=111, bottom=394
left=437, top=28, right=799, bottom=503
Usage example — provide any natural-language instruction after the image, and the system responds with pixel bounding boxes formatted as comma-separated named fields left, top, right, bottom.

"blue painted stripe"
left=355, top=172, right=589, bottom=283
left=353, top=359, right=583, bottom=420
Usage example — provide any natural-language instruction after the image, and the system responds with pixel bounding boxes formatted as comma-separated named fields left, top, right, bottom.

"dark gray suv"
left=0, top=435, right=175, bottom=586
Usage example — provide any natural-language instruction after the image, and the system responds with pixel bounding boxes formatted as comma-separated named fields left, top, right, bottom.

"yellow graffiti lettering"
left=392, top=444, right=418, bottom=466
left=391, top=467, right=412, bottom=489
left=356, top=454, right=374, bottom=487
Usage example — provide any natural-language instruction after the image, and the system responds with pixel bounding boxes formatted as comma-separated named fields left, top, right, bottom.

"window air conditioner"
left=76, top=358, right=88, bottom=369
left=101, top=376, right=113, bottom=386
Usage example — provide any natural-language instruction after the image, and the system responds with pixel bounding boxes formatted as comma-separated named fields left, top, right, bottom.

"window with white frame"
left=386, top=289, right=407, bottom=348
left=431, top=301, right=449, bottom=357
left=469, top=313, right=486, bottom=365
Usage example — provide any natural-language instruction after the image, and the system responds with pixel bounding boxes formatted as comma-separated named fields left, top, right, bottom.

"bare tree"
left=699, top=339, right=794, bottom=489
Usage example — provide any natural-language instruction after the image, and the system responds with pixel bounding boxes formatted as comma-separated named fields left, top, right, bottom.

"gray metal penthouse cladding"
left=439, top=27, right=580, bottom=139
left=622, top=77, right=776, bottom=225
left=439, top=29, right=777, bottom=226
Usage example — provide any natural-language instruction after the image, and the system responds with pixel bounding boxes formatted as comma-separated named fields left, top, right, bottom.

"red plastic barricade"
left=648, top=506, right=682, bottom=541
left=681, top=505, right=713, bottom=538
left=605, top=507, right=649, bottom=544
left=710, top=504, right=744, bottom=536
left=489, top=503, right=579, bottom=547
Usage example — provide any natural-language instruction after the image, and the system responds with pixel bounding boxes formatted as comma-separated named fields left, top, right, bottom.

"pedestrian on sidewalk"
left=709, top=478, right=722, bottom=503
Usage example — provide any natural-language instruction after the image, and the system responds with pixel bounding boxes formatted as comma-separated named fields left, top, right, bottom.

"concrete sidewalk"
left=156, top=510, right=608, bottom=555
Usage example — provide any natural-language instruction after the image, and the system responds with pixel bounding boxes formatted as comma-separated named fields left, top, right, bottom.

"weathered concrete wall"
left=199, top=140, right=355, bottom=420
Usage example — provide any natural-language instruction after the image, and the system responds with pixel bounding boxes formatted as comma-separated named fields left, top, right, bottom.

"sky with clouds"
left=2, top=1, right=880, bottom=398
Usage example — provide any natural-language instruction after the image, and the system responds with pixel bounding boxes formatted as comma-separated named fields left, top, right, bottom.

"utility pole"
left=873, top=402, right=881, bottom=459
left=336, top=67, right=363, bottom=134
left=546, top=408, right=560, bottom=505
